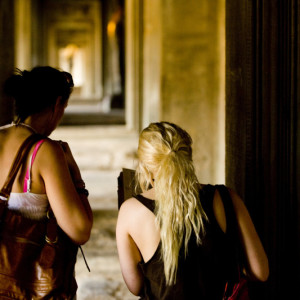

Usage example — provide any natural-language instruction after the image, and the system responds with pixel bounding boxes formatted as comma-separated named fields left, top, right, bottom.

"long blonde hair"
left=136, top=122, right=207, bottom=285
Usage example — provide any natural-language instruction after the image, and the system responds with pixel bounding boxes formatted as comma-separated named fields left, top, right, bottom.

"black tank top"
left=134, top=184, right=234, bottom=300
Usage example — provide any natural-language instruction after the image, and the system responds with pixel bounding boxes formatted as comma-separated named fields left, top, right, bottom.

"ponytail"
left=136, top=122, right=207, bottom=285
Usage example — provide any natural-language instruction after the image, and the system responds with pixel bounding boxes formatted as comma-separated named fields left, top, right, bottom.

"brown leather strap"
left=45, top=209, right=58, bottom=245
left=0, top=134, right=65, bottom=270
left=0, top=134, right=44, bottom=199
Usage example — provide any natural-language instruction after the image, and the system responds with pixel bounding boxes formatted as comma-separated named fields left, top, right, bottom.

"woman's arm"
left=228, top=188, right=269, bottom=281
left=38, top=139, right=93, bottom=245
left=58, top=140, right=93, bottom=223
left=116, top=199, right=144, bottom=296
left=213, top=188, right=269, bottom=282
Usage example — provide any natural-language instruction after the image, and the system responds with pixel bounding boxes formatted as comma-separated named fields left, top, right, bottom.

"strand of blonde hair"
left=136, top=122, right=207, bottom=285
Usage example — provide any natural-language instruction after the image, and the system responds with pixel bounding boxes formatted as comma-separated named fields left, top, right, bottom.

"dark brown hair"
left=4, top=66, right=74, bottom=122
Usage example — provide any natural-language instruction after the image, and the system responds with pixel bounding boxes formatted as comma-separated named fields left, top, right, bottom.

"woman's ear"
left=48, top=96, right=64, bottom=124
left=54, top=96, right=63, bottom=112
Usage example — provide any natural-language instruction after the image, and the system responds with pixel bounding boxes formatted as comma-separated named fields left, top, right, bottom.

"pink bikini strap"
left=23, top=139, right=45, bottom=192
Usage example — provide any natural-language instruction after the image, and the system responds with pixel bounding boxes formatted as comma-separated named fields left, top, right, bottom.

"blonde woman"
left=116, top=122, right=269, bottom=299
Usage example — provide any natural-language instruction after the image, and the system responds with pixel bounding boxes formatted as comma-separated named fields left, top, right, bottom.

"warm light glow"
left=107, top=21, right=116, bottom=37
left=61, top=44, right=78, bottom=59
left=59, top=43, right=84, bottom=87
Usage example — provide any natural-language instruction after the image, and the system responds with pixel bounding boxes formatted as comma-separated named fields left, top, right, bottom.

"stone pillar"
left=0, top=0, right=15, bottom=125
left=126, top=0, right=225, bottom=182
left=159, top=0, right=225, bottom=183
left=125, top=0, right=143, bottom=131
left=142, top=0, right=162, bottom=129
left=226, top=0, right=300, bottom=298
left=14, top=0, right=32, bottom=70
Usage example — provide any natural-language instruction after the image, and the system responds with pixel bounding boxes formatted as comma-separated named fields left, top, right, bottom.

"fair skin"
left=0, top=97, right=93, bottom=245
left=116, top=186, right=269, bottom=296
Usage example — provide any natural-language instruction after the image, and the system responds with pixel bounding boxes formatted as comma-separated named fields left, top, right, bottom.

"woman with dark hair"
left=116, top=121, right=269, bottom=299
left=0, top=66, right=93, bottom=297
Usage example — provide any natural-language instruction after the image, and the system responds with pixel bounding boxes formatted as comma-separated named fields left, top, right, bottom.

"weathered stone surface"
left=159, top=0, right=225, bottom=184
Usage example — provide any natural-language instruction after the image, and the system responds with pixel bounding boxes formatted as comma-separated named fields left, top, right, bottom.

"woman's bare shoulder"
left=118, top=196, right=155, bottom=230
left=36, top=138, right=65, bottom=160
left=34, top=138, right=70, bottom=179
left=119, top=197, right=146, bottom=214
left=38, top=137, right=59, bottom=150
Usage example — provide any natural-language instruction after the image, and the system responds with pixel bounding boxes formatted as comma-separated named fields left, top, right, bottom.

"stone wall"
left=142, top=0, right=225, bottom=183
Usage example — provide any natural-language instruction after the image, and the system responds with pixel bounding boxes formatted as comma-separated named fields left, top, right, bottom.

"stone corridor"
left=51, top=125, right=139, bottom=300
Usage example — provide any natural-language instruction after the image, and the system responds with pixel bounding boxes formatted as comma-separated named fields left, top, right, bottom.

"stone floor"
left=51, top=125, right=140, bottom=300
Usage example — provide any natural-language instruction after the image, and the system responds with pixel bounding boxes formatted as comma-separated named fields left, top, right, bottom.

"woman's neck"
left=17, top=114, right=53, bottom=136
left=14, top=121, right=37, bottom=134
left=142, top=187, right=156, bottom=200
left=23, top=109, right=54, bottom=136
